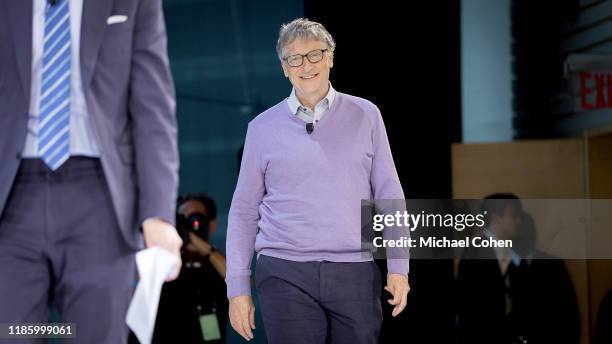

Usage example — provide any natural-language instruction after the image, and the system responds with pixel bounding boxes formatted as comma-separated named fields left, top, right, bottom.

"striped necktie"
left=38, top=0, right=71, bottom=170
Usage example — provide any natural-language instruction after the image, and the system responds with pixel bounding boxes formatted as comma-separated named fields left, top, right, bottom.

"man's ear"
left=281, top=62, right=289, bottom=78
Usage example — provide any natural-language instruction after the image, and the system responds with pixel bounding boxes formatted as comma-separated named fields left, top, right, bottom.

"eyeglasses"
left=283, top=49, right=328, bottom=67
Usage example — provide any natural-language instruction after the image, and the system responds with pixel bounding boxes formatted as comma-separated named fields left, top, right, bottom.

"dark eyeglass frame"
left=283, top=49, right=329, bottom=67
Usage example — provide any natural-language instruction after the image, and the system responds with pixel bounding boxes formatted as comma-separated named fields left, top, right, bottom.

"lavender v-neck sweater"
left=226, top=92, right=408, bottom=299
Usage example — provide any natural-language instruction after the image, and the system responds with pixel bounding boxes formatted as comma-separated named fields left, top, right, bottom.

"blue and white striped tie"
left=38, top=0, right=71, bottom=170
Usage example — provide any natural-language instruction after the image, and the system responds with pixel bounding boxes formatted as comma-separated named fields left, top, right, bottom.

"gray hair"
left=276, top=18, right=336, bottom=60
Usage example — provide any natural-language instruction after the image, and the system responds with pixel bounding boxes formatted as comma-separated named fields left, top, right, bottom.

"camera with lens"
left=176, top=211, right=210, bottom=243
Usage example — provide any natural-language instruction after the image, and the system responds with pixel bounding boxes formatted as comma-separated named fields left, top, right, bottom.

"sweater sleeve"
left=370, top=106, right=410, bottom=276
left=226, top=123, right=266, bottom=299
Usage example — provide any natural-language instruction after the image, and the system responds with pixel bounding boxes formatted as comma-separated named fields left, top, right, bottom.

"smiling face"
left=281, top=38, right=333, bottom=103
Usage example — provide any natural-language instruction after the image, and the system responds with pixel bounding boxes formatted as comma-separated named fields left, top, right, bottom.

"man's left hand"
left=384, top=273, right=410, bottom=317
left=143, top=218, right=183, bottom=281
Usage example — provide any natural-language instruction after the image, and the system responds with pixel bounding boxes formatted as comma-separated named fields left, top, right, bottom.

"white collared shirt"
left=287, top=83, right=336, bottom=124
left=484, top=229, right=521, bottom=275
left=485, top=229, right=521, bottom=315
left=23, top=0, right=100, bottom=158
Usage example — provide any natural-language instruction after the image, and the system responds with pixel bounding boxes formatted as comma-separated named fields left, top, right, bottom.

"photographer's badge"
left=199, top=313, right=221, bottom=341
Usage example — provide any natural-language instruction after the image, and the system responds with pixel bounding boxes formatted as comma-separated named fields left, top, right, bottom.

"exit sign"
left=578, top=71, right=612, bottom=110
left=566, top=54, right=612, bottom=112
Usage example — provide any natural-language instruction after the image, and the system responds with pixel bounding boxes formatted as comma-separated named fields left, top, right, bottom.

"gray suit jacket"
left=0, top=0, right=179, bottom=248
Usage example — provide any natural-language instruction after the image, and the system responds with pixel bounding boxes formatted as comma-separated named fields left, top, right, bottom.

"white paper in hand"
left=126, top=247, right=178, bottom=344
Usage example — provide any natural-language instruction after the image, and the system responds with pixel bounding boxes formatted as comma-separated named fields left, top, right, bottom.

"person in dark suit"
left=0, top=1, right=182, bottom=343
left=456, top=194, right=523, bottom=344
left=510, top=213, right=580, bottom=344
left=457, top=196, right=580, bottom=344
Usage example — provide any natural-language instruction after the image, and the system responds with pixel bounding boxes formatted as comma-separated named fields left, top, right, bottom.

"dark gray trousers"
left=0, top=158, right=136, bottom=344
left=255, top=254, right=383, bottom=344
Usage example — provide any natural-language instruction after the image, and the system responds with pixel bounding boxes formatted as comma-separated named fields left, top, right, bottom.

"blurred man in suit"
left=0, top=0, right=181, bottom=343
left=457, top=194, right=523, bottom=344
left=510, top=213, right=580, bottom=344
left=457, top=195, right=580, bottom=344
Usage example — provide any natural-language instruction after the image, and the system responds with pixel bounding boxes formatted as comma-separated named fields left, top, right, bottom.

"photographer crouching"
left=152, top=194, right=228, bottom=343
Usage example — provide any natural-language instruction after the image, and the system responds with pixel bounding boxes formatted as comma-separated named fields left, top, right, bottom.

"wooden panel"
left=587, top=133, right=612, bottom=337
left=588, top=133, right=612, bottom=198
left=451, top=139, right=585, bottom=198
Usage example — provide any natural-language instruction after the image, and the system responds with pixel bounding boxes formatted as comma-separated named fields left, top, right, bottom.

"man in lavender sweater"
left=226, top=18, right=410, bottom=343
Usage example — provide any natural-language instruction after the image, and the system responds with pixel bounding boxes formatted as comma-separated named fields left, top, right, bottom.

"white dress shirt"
left=23, top=0, right=100, bottom=158
left=485, top=229, right=521, bottom=275
left=287, top=83, right=337, bottom=125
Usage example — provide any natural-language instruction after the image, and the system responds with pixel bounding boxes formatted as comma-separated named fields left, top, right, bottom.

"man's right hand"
left=229, top=295, right=256, bottom=341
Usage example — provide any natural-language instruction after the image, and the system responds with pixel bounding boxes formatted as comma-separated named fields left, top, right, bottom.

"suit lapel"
left=80, top=0, right=114, bottom=87
left=5, top=1, right=33, bottom=103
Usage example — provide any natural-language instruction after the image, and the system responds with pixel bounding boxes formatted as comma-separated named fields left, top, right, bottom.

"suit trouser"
left=255, top=254, right=383, bottom=344
left=0, top=158, right=136, bottom=344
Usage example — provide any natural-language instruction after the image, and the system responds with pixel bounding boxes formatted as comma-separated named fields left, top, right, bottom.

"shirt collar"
left=484, top=230, right=522, bottom=267
left=287, top=83, right=336, bottom=115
